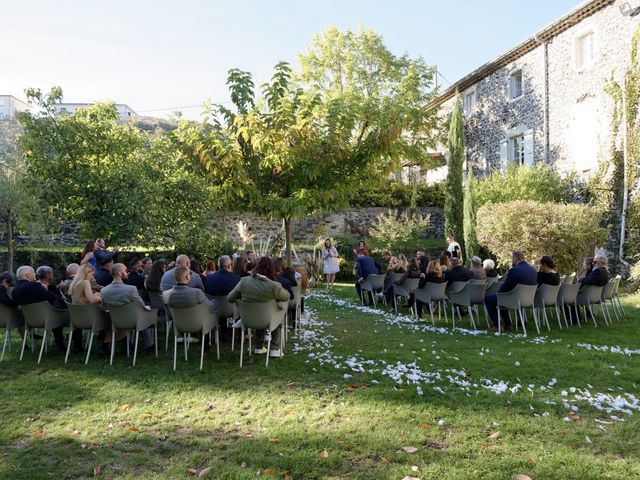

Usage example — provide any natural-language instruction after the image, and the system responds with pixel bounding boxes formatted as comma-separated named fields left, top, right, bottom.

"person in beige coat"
left=228, top=257, right=289, bottom=357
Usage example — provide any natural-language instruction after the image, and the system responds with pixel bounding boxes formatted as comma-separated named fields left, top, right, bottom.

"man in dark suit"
left=444, top=258, right=473, bottom=287
left=125, top=258, right=146, bottom=289
left=164, top=267, right=218, bottom=352
left=355, top=253, right=380, bottom=305
left=204, top=255, right=240, bottom=296
left=580, top=255, right=609, bottom=287
left=94, top=258, right=114, bottom=287
left=484, top=251, right=537, bottom=332
left=11, top=265, right=72, bottom=353
left=94, top=238, right=119, bottom=265
left=0, top=271, right=17, bottom=307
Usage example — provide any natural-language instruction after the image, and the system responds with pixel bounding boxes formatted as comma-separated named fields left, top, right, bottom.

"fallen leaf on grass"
left=242, top=433, right=253, bottom=438
left=378, top=456, right=389, bottom=463
left=72, top=429, right=81, bottom=436
left=240, top=462, right=247, bottom=468
left=203, top=405, right=214, bottom=412
left=262, top=468, right=277, bottom=476
left=401, top=477, right=421, bottom=480
left=487, top=431, right=501, bottom=440
left=319, top=450, right=329, bottom=458
left=198, top=467, right=212, bottom=478
left=402, top=446, right=419, bottom=454
left=284, top=475, right=293, bottom=480
left=34, top=430, right=44, bottom=437
left=143, top=413, right=153, bottom=419
left=515, top=476, right=532, bottom=480
left=187, top=468, right=197, bottom=475
left=93, top=465, right=101, bottom=477
left=269, top=438, right=279, bottom=443
left=420, top=423, right=431, bottom=429
left=527, top=455, right=538, bottom=464
left=129, top=427, right=139, bottom=432
left=336, top=440, right=347, bottom=446
left=411, top=465, right=419, bottom=472
left=118, top=403, right=132, bottom=413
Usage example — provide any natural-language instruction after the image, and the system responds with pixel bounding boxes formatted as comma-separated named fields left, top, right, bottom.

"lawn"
left=1, top=285, right=640, bottom=479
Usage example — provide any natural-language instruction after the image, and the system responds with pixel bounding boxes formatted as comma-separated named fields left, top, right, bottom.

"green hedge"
left=350, top=181, right=444, bottom=208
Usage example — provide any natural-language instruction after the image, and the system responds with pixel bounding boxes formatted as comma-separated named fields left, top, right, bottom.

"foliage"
left=173, top=230, right=236, bottom=263
left=444, top=93, right=464, bottom=250
left=368, top=209, right=429, bottom=249
left=476, top=163, right=573, bottom=208
left=350, top=181, right=444, bottom=208
left=177, top=28, right=439, bottom=264
left=476, top=200, right=608, bottom=274
left=463, top=171, right=479, bottom=260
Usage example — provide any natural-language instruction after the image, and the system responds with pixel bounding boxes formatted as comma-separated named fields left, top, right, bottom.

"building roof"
left=424, top=0, right=615, bottom=110
left=56, top=102, right=137, bottom=115
left=0, top=95, right=31, bottom=109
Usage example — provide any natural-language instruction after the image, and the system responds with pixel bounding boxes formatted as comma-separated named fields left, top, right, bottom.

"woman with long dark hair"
left=145, top=259, right=168, bottom=292
left=233, top=255, right=249, bottom=277
left=80, top=240, right=97, bottom=267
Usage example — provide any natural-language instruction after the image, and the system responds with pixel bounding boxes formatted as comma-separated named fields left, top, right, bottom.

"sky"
left=2, top=0, right=580, bottom=119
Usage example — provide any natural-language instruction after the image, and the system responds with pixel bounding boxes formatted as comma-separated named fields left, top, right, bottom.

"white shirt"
left=447, top=241, right=461, bottom=258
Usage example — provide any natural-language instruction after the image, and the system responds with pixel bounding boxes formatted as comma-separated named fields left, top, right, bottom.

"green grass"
left=1, top=286, right=640, bottom=479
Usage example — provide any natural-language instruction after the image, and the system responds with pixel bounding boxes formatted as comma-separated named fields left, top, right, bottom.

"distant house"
left=53, top=102, right=137, bottom=121
left=427, top=0, right=640, bottom=177
left=0, top=95, right=31, bottom=120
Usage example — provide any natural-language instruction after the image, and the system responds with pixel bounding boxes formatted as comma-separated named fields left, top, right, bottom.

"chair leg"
left=110, top=329, right=116, bottom=366
left=429, top=302, right=435, bottom=325
left=588, top=306, right=597, bottom=327
left=155, top=327, right=158, bottom=357
left=85, top=332, right=94, bottom=365
left=132, top=331, right=140, bottom=367
left=173, top=329, right=178, bottom=371
left=1, top=329, right=8, bottom=362
left=200, top=332, right=205, bottom=371
left=451, top=305, right=456, bottom=329
left=64, top=328, right=74, bottom=364
left=519, top=309, right=528, bottom=337
left=165, top=319, right=170, bottom=351
left=126, top=334, right=130, bottom=357
left=184, top=331, right=188, bottom=361
left=468, top=305, right=476, bottom=330
left=265, top=336, right=271, bottom=367
left=19, top=328, right=28, bottom=361
left=231, top=324, right=236, bottom=351
left=216, top=328, right=220, bottom=360
left=600, top=303, right=611, bottom=326
left=240, top=325, right=245, bottom=368
left=542, top=308, right=551, bottom=331
left=555, top=305, right=563, bottom=329
left=372, top=290, right=377, bottom=308
left=248, top=329, right=252, bottom=356
left=442, top=301, right=447, bottom=324
left=497, top=309, right=501, bottom=334
left=37, top=330, right=47, bottom=364
left=394, top=294, right=398, bottom=314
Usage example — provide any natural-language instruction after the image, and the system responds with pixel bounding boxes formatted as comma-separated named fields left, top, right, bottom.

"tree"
left=179, top=28, right=439, bottom=265
left=0, top=121, right=28, bottom=272
left=445, top=92, right=464, bottom=251
left=463, top=169, right=479, bottom=260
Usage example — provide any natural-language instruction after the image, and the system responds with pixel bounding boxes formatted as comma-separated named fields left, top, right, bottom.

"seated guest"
left=244, top=250, right=256, bottom=272
left=163, top=266, right=218, bottom=353
left=68, top=265, right=103, bottom=305
left=0, top=271, right=17, bottom=307
left=580, top=255, right=609, bottom=287
left=94, top=238, right=119, bottom=265
left=190, top=259, right=206, bottom=282
left=383, top=255, right=404, bottom=298
left=204, top=255, right=240, bottom=296
left=273, top=258, right=295, bottom=300
left=355, top=251, right=380, bottom=305
left=36, top=265, right=61, bottom=297
left=12, top=265, right=71, bottom=353
left=397, top=254, right=409, bottom=272
left=233, top=256, right=249, bottom=277
left=228, top=256, right=290, bottom=358
left=80, top=240, right=98, bottom=267
left=483, top=259, right=498, bottom=278
left=160, top=255, right=204, bottom=292
left=94, top=258, right=114, bottom=287
left=145, top=260, right=167, bottom=293
left=142, top=257, right=153, bottom=277
left=397, top=257, right=421, bottom=285
left=578, top=257, right=595, bottom=283
left=439, top=252, right=452, bottom=273
left=470, top=256, right=487, bottom=281
left=203, top=260, right=216, bottom=277
left=101, top=263, right=155, bottom=353
left=444, top=257, right=472, bottom=287
left=125, top=258, right=146, bottom=289
left=380, top=250, right=392, bottom=270
left=537, top=256, right=560, bottom=286
left=416, top=250, right=428, bottom=275
left=59, top=263, right=79, bottom=299
left=484, top=251, right=537, bottom=332
left=414, top=260, right=445, bottom=318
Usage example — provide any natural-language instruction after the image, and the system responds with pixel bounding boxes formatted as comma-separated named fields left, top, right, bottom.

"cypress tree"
left=444, top=92, right=465, bottom=253
left=463, top=168, right=479, bottom=260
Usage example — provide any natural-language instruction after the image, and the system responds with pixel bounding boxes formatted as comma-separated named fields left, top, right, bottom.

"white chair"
left=0, top=303, right=23, bottom=362
left=576, top=285, right=606, bottom=327
left=447, top=282, right=487, bottom=329
left=496, top=284, right=538, bottom=336
left=167, top=303, right=218, bottom=371
left=360, top=274, right=386, bottom=308
left=106, top=302, right=158, bottom=366
left=413, top=282, right=447, bottom=325
left=393, top=278, right=420, bottom=314
left=557, top=283, right=580, bottom=328
left=20, top=301, right=70, bottom=364
left=236, top=300, right=286, bottom=368
left=66, top=302, right=110, bottom=365
left=534, top=284, right=562, bottom=331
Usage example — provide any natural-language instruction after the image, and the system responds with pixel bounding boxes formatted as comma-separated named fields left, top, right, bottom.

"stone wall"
left=212, top=207, right=444, bottom=244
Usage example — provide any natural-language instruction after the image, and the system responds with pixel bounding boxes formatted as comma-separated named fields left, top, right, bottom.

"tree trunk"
left=6, top=209, right=14, bottom=273
left=284, top=217, right=293, bottom=266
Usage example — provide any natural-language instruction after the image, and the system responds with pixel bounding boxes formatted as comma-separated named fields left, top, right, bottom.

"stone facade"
left=437, top=0, right=640, bottom=177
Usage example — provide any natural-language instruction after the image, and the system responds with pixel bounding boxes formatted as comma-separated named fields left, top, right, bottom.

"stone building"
left=426, top=0, right=640, bottom=176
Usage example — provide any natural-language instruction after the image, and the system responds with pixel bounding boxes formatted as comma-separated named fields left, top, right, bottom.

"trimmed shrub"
left=369, top=209, right=429, bottom=249
left=476, top=164, right=574, bottom=208
left=476, top=200, right=608, bottom=274
left=350, top=181, right=444, bottom=208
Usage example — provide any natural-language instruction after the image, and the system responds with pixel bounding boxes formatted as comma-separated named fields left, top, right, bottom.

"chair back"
left=292, top=284, right=302, bottom=308
left=563, top=273, right=576, bottom=284
left=414, top=282, right=447, bottom=303
left=534, top=283, right=561, bottom=308
left=557, top=283, right=579, bottom=305
left=497, top=284, right=537, bottom=310
left=485, top=281, right=503, bottom=297
left=107, top=301, right=141, bottom=330
left=0, top=303, right=23, bottom=329
left=469, top=278, right=486, bottom=285
left=601, top=279, right=616, bottom=301
left=395, top=277, right=420, bottom=296
left=67, top=302, right=109, bottom=331
left=449, top=282, right=486, bottom=307
left=211, top=295, right=237, bottom=319
left=613, top=275, right=622, bottom=295
left=390, top=273, right=404, bottom=284
left=147, top=290, right=165, bottom=312
left=559, top=275, right=566, bottom=284
left=446, top=281, right=468, bottom=295
left=577, top=285, right=603, bottom=306
left=168, top=303, right=216, bottom=335
left=361, top=274, right=385, bottom=292
left=237, top=300, right=285, bottom=332
left=21, top=301, right=69, bottom=330
left=486, top=277, right=498, bottom=287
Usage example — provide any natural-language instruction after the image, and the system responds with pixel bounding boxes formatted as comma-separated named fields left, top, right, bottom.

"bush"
left=476, top=200, right=608, bottom=274
left=369, top=209, right=429, bottom=249
left=476, top=164, right=574, bottom=208
left=350, top=181, right=444, bottom=208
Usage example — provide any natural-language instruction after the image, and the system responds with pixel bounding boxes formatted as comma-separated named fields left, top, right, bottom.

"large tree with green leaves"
left=445, top=93, right=465, bottom=251
left=178, top=27, right=439, bottom=264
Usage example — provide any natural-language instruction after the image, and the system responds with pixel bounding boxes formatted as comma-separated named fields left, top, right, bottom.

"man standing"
left=447, top=235, right=462, bottom=262
left=163, top=267, right=218, bottom=353
left=245, top=250, right=256, bottom=272
left=160, top=255, right=204, bottom=292
left=101, top=263, right=156, bottom=353
left=355, top=252, right=380, bottom=305
left=94, top=238, right=119, bottom=265
left=484, top=251, right=537, bottom=332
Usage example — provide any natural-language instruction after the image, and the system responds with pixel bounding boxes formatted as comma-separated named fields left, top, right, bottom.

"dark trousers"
left=484, top=294, right=511, bottom=328
left=355, top=281, right=373, bottom=305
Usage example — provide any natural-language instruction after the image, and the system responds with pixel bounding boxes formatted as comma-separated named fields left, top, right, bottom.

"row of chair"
left=359, top=273, right=624, bottom=336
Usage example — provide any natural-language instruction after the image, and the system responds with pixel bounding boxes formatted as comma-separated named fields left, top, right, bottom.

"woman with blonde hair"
left=397, top=254, right=409, bottom=272
left=414, top=259, right=445, bottom=319
left=68, top=264, right=103, bottom=305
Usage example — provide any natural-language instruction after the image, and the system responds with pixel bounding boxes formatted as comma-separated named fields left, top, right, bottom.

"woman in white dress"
left=321, top=239, right=339, bottom=289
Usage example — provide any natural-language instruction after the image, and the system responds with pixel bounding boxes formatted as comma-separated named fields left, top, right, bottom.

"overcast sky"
left=2, top=0, right=579, bottom=119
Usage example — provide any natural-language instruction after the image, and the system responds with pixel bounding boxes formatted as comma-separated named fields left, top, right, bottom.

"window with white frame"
left=575, top=31, right=595, bottom=70
left=509, top=135, right=525, bottom=165
left=463, top=89, right=476, bottom=114
left=509, top=69, right=523, bottom=99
